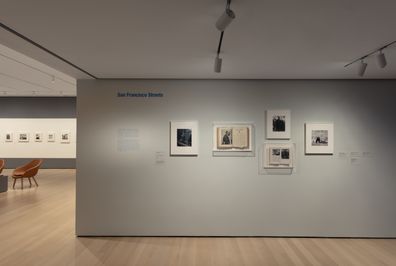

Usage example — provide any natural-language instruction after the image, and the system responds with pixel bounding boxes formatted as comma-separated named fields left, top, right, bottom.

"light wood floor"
left=0, top=169, right=395, bottom=266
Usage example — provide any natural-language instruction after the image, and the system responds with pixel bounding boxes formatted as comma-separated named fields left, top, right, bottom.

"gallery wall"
left=0, top=118, right=76, bottom=157
left=0, top=97, right=76, bottom=168
left=76, top=79, right=396, bottom=237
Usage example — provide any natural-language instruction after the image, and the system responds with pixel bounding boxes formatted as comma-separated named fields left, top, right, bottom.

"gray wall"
left=0, top=97, right=76, bottom=168
left=76, top=79, right=396, bottom=237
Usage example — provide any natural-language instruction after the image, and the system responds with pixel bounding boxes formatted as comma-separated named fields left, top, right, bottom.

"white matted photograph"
left=18, top=132, right=29, bottom=142
left=170, top=121, right=198, bottom=156
left=61, top=132, right=71, bottom=143
left=305, top=123, right=334, bottom=154
left=266, top=110, right=291, bottom=139
left=5, top=132, right=13, bottom=142
left=34, top=132, right=43, bottom=142
left=47, top=132, right=56, bottom=142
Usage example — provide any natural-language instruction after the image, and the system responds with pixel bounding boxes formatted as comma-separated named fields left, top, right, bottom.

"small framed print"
left=5, top=132, right=13, bottom=142
left=61, top=132, right=71, bottom=143
left=170, top=121, right=198, bottom=156
left=18, top=132, right=29, bottom=142
left=305, top=123, right=334, bottom=154
left=34, top=132, right=43, bottom=142
left=266, top=110, right=291, bottom=139
left=47, top=132, right=56, bottom=142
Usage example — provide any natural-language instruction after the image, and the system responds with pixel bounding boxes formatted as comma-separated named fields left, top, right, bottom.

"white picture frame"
left=47, top=132, right=56, bottom=142
left=61, top=132, right=71, bottom=143
left=305, top=123, right=334, bottom=154
left=18, top=132, right=29, bottom=142
left=34, top=132, right=43, bottom=142
left=170, top=121, right=198, bottom=156
left=266, top=110, right=291, bottom=139
left=5, top=132, right=13, bottom=142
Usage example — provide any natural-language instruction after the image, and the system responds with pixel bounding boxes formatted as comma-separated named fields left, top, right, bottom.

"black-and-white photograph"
left=281, top=149, right=290, bottom=159
left=6, top=133, right=12, bottom=141
left=18, top=133, right=28, bottom=142
left=177, top=129, right=192, bottom=147
left=48, top=133, right=55, bottom=142
left=35, top=133, right=42, bottom=141
left=272, top=115, right=286, bottom=132
left=170, top=121, right=198, bottom=155
left=272, top=148, right=280, bottom=156
left=221, top=128, right=232, bottom=145
left=61, top=132, right=71, bottom=143
left=267, top=110, right=291, bottom=139
left=312, top=130, right=328, bottom=146
left=305, top=123, right=334, bottom=154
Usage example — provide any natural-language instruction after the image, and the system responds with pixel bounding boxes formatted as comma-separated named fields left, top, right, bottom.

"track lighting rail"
left=217, top=31, right=225, bottom=56
left=344, top=40, right=396, bottom=68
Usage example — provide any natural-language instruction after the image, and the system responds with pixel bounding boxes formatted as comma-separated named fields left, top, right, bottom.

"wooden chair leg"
left=28, top=178, right=32, bottom=187
left=32, top=177, right=39, bottom=187
left=21, top=178, right=23, bottom=190
left=13, top=179, right=16, bottom=189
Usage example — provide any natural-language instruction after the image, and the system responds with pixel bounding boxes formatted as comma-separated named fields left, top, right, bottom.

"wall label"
left=117, top=92, right=164, bottom=98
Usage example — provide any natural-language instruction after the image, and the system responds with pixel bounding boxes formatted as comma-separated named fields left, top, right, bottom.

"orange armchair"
left=0, top=159, right=4, bottom=175
left=12, top=159, right=43, bottom=189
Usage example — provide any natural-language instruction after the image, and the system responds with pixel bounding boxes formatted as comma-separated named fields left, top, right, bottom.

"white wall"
left=76, top=79, right=396, bottom=237
left=0, top=118, right=76, bottom=158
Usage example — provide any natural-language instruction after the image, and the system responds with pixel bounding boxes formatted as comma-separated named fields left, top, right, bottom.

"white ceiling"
left=0, top=43, right=76, bottom=96
left=1, top=0, right=396, bottom=79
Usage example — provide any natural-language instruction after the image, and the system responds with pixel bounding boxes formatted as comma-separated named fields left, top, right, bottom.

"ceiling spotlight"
left=345, top=40, right=395, bottom=75
left=213, top=0, right=235, bottom=73
left=214, top=56, right=222, bottom=73
left=358, top=60, right=368, bottom=77
left=216, top=8, right=236, bottom=31
left=377, top=50, right=387, bottom=68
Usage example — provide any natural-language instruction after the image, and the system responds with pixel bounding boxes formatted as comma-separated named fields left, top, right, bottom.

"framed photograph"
left=18, top=132, right=29, bottom=142
left=34, top=132, right=43, bottom=142
left=213, top=123, right=253, bottom=152
left=47, top=132, right=56, bottom=142
left=305, top=123, right=334, bottom=154
left=170, top=121, right=198, bottom=156
left=61, top=132, right=71, bottom=143
left=5, top=132, right=13, bottom=142
left=266, top=110, right=291, bottom=139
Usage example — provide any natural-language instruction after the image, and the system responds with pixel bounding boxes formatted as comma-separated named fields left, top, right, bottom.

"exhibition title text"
left=117, top=92, right=164, bottom=98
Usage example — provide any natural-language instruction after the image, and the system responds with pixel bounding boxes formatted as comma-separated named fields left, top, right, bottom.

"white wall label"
left=155, top=152, right=166, bottom=164
left=117, top=128, right=140, bottom=152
